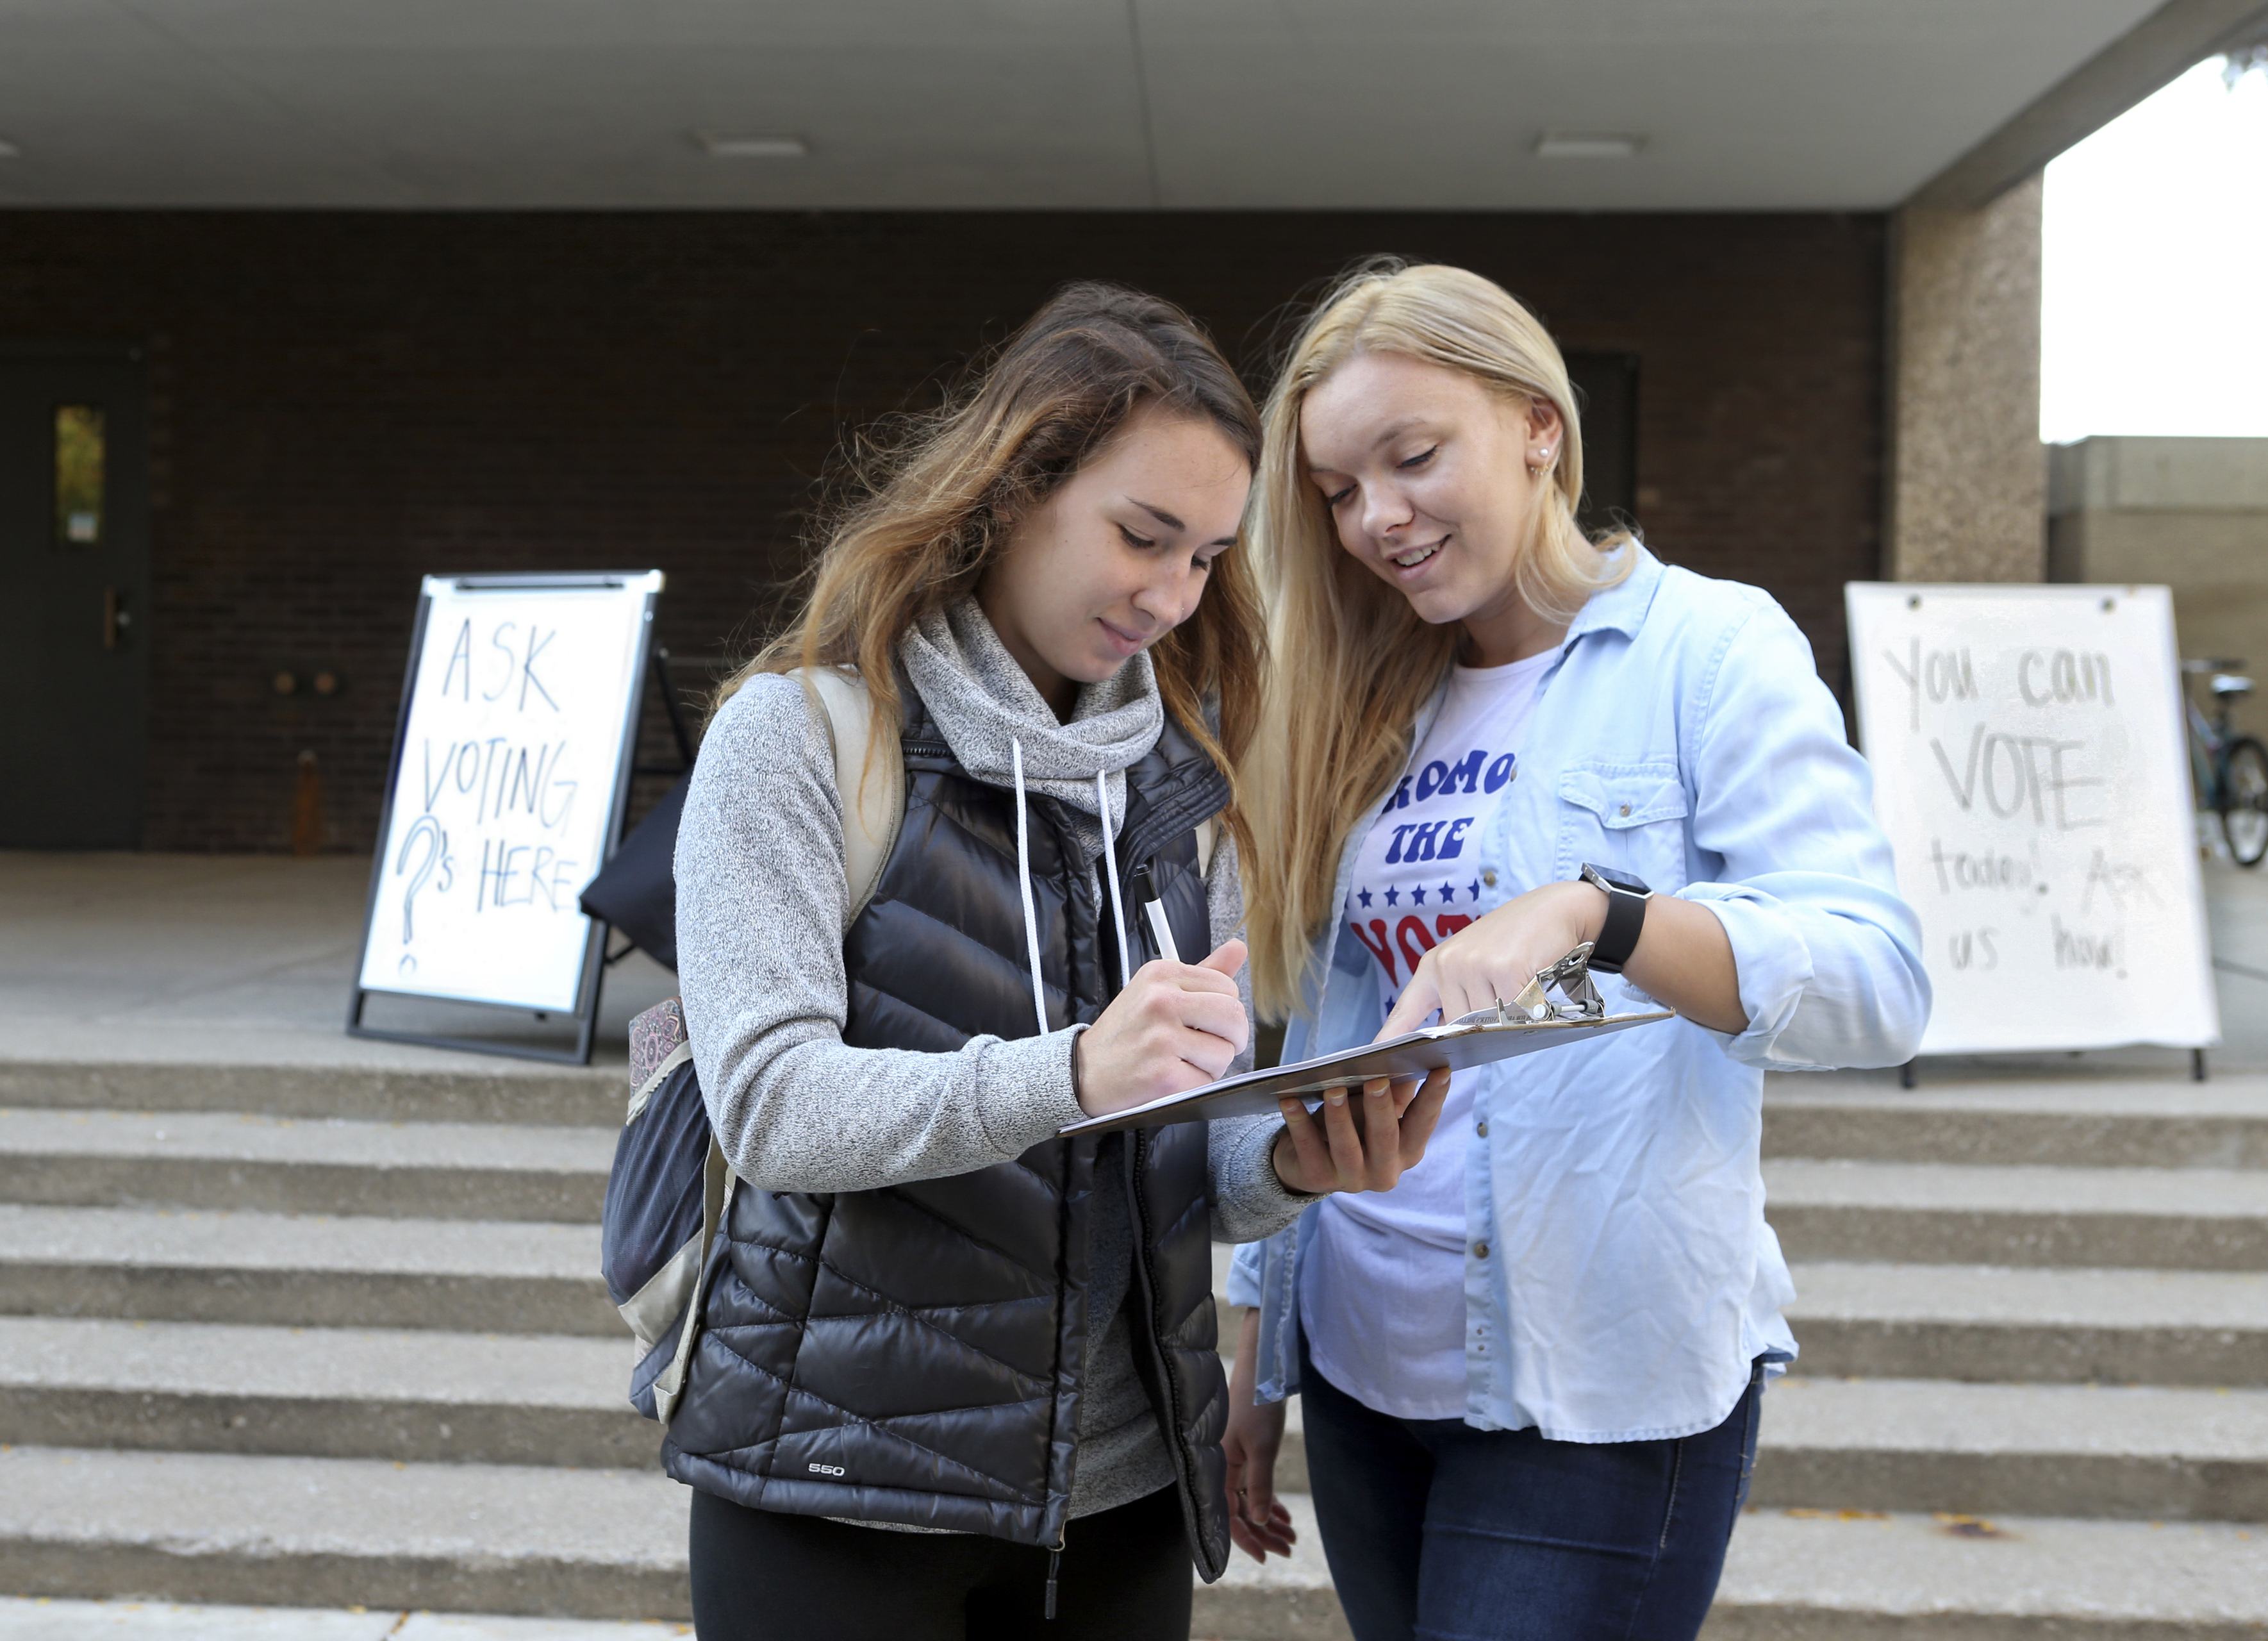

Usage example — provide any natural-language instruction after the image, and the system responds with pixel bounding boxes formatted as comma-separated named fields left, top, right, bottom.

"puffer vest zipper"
left=661, top=679, right=1234, bottom=1579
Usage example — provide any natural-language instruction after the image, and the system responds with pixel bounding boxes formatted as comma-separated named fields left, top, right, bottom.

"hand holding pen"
left=1073, top=935, right=1250, bottom=1117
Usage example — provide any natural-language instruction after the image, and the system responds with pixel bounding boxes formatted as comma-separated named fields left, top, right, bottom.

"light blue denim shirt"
left=1229, top=544, right=1929, bottom=1443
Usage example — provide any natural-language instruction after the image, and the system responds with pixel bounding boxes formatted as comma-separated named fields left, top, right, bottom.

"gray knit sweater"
left=674, top=598, right=1305, bottom=1524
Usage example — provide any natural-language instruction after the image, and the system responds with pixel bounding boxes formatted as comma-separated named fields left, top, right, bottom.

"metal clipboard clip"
left=1449, top=942, right=1606, bottom=1027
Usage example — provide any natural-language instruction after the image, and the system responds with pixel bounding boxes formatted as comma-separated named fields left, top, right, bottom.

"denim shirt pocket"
left=1555, top=762, right=1691, bottom=888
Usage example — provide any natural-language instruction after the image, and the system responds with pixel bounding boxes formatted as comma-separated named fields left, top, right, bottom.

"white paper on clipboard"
left=1059, top=1007, right=1671, bottom=1135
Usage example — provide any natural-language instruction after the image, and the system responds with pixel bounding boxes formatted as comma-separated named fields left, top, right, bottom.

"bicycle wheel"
left=2222, top=737, right=2268, bottom=867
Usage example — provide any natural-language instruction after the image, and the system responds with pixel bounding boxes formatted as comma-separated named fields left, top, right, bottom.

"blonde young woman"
left=666, top=283, right=1444, bottom=1641
left=1223, top=263, right=1929, bottom=1641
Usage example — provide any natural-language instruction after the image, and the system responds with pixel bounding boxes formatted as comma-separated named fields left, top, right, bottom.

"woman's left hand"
left=1377, top=880, right=1603, bottom=1040
left=1270, top=1066, right=1450, bottom=1195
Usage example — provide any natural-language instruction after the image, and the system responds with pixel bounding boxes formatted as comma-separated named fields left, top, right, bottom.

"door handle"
left=103, top=585, right=132, bottom=651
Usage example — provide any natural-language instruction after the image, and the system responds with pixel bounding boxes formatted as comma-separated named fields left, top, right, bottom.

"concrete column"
left=1883, top=174, right=2047, bottom=582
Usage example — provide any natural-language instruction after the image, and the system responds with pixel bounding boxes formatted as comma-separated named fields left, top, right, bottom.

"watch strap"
left=1582, top=865, right=1648, bottom=974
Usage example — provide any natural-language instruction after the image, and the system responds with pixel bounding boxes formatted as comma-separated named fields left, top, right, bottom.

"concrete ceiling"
left=0, top=0, right=2173, bottom=210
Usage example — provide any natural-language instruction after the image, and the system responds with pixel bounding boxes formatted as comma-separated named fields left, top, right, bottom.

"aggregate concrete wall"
left=1884, top=175, right=2046, bottom=583
left=0, top=211, right=1887, bottom=851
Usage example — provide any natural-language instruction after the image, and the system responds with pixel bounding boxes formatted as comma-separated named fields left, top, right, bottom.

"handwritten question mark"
left=397, top=815, right=447, bottom=944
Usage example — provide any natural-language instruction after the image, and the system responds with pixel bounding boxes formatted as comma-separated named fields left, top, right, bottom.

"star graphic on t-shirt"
left=1384, top=887, right=1400, bottom=906
left=1468, top=879, right=1482, bottom=901
left=1440, top=881, right=1457, bottom=903
left=1411, top=885, right=1427, bottom=904
left=1356, top=887, right=1373, bottom=908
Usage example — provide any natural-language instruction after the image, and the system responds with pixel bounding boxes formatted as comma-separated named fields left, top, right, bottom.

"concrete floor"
left=1, top=847, right=2262, bottom=1078
left=0, top=853, right=677, bottom=1074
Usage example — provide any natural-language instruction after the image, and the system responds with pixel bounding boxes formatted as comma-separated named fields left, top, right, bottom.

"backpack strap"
left=795, top=665, right=905, bottom=926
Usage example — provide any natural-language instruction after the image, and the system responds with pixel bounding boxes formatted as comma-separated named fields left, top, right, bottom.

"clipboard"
left=1061, top=943, right=1672, bottom=1136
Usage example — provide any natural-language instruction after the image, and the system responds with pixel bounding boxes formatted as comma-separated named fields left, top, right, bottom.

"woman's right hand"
left=1223, top=1308, right=1296, bottom=1562
left=1073, top=938, right=1251, bottom=1117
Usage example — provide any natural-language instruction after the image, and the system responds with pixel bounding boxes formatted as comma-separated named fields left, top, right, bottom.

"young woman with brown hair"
left=1223, top=262, right=1928, bottom=1640
left=666, top=282, right=1444, bottom=1640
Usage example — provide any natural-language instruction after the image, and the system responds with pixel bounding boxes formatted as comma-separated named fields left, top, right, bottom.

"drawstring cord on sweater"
left=1010, top=740, right=1050, bottom=1035
left=1011, top=740, right=1135, bottom=1040
left=1095, top=769, right=1129, bottom=989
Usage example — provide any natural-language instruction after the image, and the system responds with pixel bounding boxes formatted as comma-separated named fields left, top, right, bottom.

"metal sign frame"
left=346, top=570, right=661, bottom=1065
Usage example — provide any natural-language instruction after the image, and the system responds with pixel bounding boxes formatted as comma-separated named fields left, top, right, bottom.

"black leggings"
left=687, top=1483, right=1193, bottom=1641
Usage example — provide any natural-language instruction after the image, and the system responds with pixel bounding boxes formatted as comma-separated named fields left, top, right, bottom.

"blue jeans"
left=1296, top=1329, right=1762, bottom=1641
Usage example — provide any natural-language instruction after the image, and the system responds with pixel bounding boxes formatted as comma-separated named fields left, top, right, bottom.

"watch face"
left=1584, top=863, right=1650, bottom=896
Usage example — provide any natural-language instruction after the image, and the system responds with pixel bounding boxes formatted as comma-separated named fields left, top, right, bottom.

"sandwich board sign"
left=1844, top=582, right=2217, bottom=1060
left=350, top=571, right=663, bottom=1063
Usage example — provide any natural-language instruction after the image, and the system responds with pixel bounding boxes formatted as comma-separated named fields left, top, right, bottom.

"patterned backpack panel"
left=602, top=996, right=726, bottom=1423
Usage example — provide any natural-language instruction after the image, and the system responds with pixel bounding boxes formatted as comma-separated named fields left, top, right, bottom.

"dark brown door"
left=1566, top=351, right=1638, bottom=536
left=0, top=348, right=150, bottom=847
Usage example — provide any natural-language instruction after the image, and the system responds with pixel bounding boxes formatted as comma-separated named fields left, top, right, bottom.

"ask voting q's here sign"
left=357, top=573, right=660, bottom=1014
left=1845, top=583, right=2217, bottom=1056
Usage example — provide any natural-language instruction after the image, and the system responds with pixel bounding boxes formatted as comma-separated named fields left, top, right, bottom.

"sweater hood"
left=898, top=596, right=1164, bottom=825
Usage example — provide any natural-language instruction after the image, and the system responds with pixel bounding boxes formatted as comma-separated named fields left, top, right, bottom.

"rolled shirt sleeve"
left=1677, top=601, right=1931, bottom=1070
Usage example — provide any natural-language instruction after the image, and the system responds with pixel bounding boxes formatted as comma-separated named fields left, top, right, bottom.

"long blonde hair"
left=718, top=282, right=1264, bottom=855
left=1245, top=260, right=1632, bottom=1017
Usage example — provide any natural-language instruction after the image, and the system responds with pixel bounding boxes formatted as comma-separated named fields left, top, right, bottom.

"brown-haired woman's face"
left=980, top=404, right=1250, bottom=714
left=1300, top=349, right=1560, bottom=636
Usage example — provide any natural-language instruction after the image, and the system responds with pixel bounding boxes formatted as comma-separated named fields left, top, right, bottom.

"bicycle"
left=2183, top=657, right=2268, bottom=868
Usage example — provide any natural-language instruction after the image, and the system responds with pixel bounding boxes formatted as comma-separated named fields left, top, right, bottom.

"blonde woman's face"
left=1300, top=350, right=1561, bottom=641
left=980, top=404, right=1250, bottom=714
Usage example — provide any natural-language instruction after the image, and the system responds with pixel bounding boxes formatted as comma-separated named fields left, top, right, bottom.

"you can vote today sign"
left=356, top=572, right=661, bottom=1017
left=1845, top=583, right=2217, bottom=1056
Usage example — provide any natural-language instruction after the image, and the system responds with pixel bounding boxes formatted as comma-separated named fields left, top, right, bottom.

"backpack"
left=597, top=667, right=1216, bottom=1424
left=601, top=667, right=902, bottom=1425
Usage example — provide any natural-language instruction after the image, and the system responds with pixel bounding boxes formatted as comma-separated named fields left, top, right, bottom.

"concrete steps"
left=1236, top=1372, right=2268, bottom=1524
left=0, top=1317, right=655, bottom=1467
left=0, top=1106, right=613, bottom=1220
left=0, top=1445, right=688, bottom=1622
left=0, top=1598, right=695, bottom=1640
left=15, top=1446, right=2268, bottom=1640
left=1784, top=1260, right=2268, bottom=1385
left=1221, top=1258, right=2268, bottom=1384
left=1212, top=1503, right=2268, bottom=1641
left=1706, top=1509, right=2268, bottom=1640
left=1762, top=1158, right=2268, bottom=1269
left=1760, top=1074, right=2268, bottom=1169
left=1751, top=1375, right=2268, bottom=1522
left=7, top=1056, right=2267, bottom=1637
left=0, top=1060, right=621, bottom=1128
left=0, top=1204, right=617, bottom=1335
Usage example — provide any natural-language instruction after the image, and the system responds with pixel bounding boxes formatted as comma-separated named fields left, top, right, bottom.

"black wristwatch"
left=1578, top=863, right=1652, bottom=974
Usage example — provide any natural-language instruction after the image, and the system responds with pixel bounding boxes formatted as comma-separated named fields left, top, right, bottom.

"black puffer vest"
left=661, top=678, right=1234, bottom=1580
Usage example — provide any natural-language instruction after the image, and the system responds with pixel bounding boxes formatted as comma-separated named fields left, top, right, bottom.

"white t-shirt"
left=1299, top=649, right=1554, bottom=1420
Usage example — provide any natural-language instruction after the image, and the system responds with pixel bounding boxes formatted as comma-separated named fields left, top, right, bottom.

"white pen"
left=1129, top=863, right=1180, bottom=965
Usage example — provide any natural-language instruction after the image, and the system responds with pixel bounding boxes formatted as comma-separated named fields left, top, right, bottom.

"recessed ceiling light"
left=700, top=134, right=807, bottom=160
left=1534, top=131, right=1646, bottom=160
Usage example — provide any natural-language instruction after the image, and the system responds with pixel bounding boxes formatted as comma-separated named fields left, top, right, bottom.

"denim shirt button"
left=1482, top=869, right=1498, bottom=887
left=1471, top=1242, right=1491, bottom=1259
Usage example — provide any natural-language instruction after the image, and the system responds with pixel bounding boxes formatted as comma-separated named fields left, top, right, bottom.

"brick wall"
left=0, top=211, right=1885, bottom=851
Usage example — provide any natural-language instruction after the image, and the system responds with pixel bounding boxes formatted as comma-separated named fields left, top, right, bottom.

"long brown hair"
left=721, top=282, right=1266, bottom=853
left=1245, top=260, right=1632, bottom=1017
